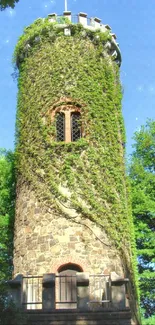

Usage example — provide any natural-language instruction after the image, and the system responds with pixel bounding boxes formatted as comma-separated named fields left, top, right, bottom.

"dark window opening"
left=71, top=112, right=81, bottom=142
left=58, top=263, right=83, bottom=273
left=56, top=112, right=65, bottom=141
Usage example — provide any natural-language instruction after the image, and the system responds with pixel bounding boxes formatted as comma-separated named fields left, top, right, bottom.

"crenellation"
left=48, top=12, right=57, bottom=22
left=63, top=11, right=72, bottom=21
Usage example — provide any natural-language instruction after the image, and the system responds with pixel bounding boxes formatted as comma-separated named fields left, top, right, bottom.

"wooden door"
left=56, top=269, right=77, bottom=309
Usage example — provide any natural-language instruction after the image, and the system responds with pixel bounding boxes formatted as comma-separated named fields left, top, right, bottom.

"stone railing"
left=8, top=273, right=130, bottom=311
left=48, top=12, right=116, bottom=40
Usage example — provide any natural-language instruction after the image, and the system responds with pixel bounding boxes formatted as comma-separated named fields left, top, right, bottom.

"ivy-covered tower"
left=12, top=11, right=140, bottom=325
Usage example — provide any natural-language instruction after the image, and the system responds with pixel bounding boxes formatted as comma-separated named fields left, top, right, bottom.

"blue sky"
left=0, top=0, right=154, bottom=156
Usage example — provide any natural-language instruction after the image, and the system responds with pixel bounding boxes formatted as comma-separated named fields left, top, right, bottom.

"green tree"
left=129, top=120, right=155, bottom=323
left=0, top=149, right=15, bottom=280
left=0, top=0, right=19, bottom=10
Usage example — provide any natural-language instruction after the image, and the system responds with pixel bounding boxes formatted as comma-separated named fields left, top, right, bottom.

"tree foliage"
left=0, top=0, right=19, bottom=10
left=0, top=282, right=27, bottom=325
left=0, top=149, right=15, bottom=280
left=0, top=150, right=25, bottom=325
left=129, top=120, right=155, bottom=322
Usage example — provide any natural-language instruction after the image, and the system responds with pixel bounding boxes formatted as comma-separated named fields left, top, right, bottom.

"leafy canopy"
left=0, top=0, right=19, bottom=10
left=129, top=120, right=155, bottom=322
left=0, top=149, right=15, bottom=280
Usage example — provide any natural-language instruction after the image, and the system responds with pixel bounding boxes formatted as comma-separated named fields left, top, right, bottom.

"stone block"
left=8, top=274, right=23, bottom=308
left=94, top=17, right=101, bottom=28
left=37, top=255, right=45, bottom=263
left=35, top=207, right=41, bottom=214
left=77, top=272, right=89, bottom=286
left=43, top=273, right=55, bottom=288
left=63, top=11, right=71, bottom=22
left=78, top=12, right=88, bottom=27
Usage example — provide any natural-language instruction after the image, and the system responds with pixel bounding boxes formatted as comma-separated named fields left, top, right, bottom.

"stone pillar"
left=48, top=13, right=57, bottom=23
left=8, top=275, right=23, bottom=308
left=77, top=272, right=89, bottom=310
left=111, top=278, right=129, bottom=309
left=42, top=273, right=55, bottom=310
left=78, top=13, right=87, bottom=27
left=63, top=11, right=72, bottom=22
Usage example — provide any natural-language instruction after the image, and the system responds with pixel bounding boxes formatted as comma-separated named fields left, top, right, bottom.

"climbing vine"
left=14, top=18, right=139, bottom=308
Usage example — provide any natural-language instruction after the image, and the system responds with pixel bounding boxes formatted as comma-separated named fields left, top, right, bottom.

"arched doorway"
left=56, top=263, right=83, bottom=309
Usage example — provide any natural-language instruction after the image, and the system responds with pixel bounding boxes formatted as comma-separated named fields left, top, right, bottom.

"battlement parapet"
left=48, top=12, right=116, bottom=41
left=15, top=11, right=121, bottom=67
left=47, top=12, right=121, bottom=65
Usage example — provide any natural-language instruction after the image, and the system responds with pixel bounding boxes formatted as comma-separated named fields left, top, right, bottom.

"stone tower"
left=12, top=11, right=140, bottom=325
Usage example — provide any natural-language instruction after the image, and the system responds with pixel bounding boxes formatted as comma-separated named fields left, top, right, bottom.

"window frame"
left=44, top=98, right=85, bottom=143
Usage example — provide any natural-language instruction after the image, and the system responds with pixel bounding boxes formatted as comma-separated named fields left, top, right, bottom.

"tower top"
left=47, top=11, right=121, bottom=64
left=14, top=11, right=121, bottom=67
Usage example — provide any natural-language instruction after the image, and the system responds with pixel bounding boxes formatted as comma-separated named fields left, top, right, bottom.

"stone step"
left=27, top=320, right=132, bottom=325
left=25, top=310, right=133, bottom=325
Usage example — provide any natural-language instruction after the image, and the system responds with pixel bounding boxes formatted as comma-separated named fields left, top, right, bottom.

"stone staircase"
left=24, top=309, right=135, bottom=325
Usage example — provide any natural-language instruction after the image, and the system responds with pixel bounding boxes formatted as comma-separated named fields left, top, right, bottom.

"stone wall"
left=13, top=183, right=124, bottom=277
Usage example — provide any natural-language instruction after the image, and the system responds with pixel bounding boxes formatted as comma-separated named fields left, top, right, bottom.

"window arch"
left=45, top=98, right=84, bottom=143
left=57, top=263, right=83, bottom=273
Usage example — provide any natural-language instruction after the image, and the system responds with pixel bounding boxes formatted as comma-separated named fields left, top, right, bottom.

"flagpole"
left=65, top=0, right=68, bottom=11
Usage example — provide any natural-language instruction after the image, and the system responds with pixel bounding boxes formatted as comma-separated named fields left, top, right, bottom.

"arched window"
left=46, top=99, right=84, bottom=143
left=55, top=109, right=82, bottom=142
left=71, top=112, right=81, bottom=142
left=56, top=112, right=65, bottom=141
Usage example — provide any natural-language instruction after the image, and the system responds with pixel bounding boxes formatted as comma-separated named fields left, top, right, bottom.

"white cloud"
left=9, top=9, right=13, bottom=16
left=148, top=85, right=155, bottom=93
left=137, top=85, right=143, bottom=92
left=42, top=0, right=55, bottom=11
left=6, top=8, right=16, bottom=17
